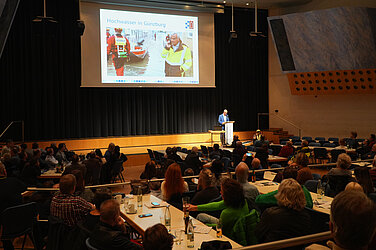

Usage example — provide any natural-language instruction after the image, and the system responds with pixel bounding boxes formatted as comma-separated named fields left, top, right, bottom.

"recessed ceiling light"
left=223, top=0, right=226, bottom=3
left=246, top=2, right=249, bottom=5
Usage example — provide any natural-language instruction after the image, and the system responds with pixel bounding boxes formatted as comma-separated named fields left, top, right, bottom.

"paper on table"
left=193, top=225, right=212, bottom=234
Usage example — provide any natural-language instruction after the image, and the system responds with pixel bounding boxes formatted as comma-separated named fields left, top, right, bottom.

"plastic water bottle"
left=317, top=179, right=324, bottom=199
left=165, top=205, right=171, bottom=232
left=187, top=218, right=194, bottom=248
left=137, top=186, right=143, bottom=207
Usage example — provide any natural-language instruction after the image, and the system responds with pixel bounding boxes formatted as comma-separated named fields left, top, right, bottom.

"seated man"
left=278, top=141, right=294, bottom=158
left=307, top=190, right=376, bottom=250
left=90, top=199, right=142, bottom=250
left=185, top=147, right=203, bottom=174
left=50, top=174, right=93, bottom=226
left=191, top=169, right=220, bottom=205
left=83, top=151, right=102, bottom=185
left=235, top=162, right=259, bottom=203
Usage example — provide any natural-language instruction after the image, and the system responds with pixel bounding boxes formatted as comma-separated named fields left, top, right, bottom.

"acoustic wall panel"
left=288, top=69, right=376, bottom=95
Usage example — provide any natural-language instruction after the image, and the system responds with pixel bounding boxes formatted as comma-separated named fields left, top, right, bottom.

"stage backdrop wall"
left=0, top=0, right=268, bottom=141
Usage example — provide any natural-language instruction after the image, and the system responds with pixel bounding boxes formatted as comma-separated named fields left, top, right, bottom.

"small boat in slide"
left=129, top=39, right=148, bottom=61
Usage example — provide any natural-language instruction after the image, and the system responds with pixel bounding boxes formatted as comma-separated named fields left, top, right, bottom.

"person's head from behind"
left=143, top=223, right=173, bottom=250
left=93, top=189, right=112, bottom=211
left=286, top=141, right=293, bottom=147
left=0, top=162, right=7, bottom=177
left=198, top=168, right=214, bottom=189
left=191, top=146, right=199, bottom=154
left=233, top=135, right=239, bottom=141
left=21, top=143, right=27, bottom=151
left=275, top=178, right=306, bottom=211
left=184, top=168, right=194, bottom=177
left=11, top=146, right=19, bottom=156
left=213, top=144, right=220, bottom=151
left=350, top=131, right=357, bottom=139
left=144, top=161, right=157, bottom=179
left=221, top=178, right=244, bottom=209
left=301, top=140, right=309, bottom=147
left=165, top=147, right=172, bottom=155
left=59, top=174, right=76, bottom=195
left=58, top=143, right=66, bottom=152
left=337, top=153, right=351, bottom=170
left=164, top=163, right=184, bottom=200
left=210, top=159, right=223, bottom=178
left=345, top=182, right=364, bottom=193
left=295, top=152, right=309, bottom=168
left=95, top=149, right=103, bottom=158
left=100, top=199, right=120, bottom=226
left=339, top=139, right=346, bottom=146
left=70, top=169, right=85, bottom=192
left=251, top=158, right=261, bottom=170
left=32, top=142, right=39, bottom=149
left=282, top=166, right=298, bottom=180
left=149, top=178, right=161, bottom=191
left=235, top=162, right=249, bottom=184
left=235, top=141, right=242, bottom=148
left=354, top=166, right=374, bottom=194
left=108, top=143, right=115, bottom=152
left=46, top=147, right=54, bottom=156
left=72, top=154, right=79, bottom=163
left=330, top=190, right=376, bottom=249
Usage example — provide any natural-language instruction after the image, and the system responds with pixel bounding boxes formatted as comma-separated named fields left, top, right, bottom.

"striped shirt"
left=50, top=192, right=92, bottom=227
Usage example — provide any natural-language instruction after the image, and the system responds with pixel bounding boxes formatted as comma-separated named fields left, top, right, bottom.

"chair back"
left=315, top=137, right=326, bottom=141
left=304, top=180, right=318, bottom=192
left=323, top=143, right=336, bottom=148
left=304, top=207, right=330, bottom=234
left=200, top=145, right=209, bottom=155
left=208, top=147, right=213, bottom=153
left=0, top=202, right=37, bottom=239
left=309, top=142, right=321, bottom=147
left=328, top=137, right=339, bottom=142
left=270, top=145, right=282, bottom=156
left=327, top=175, right=352, bottom=197
left=302, top=136, right=312, bottom=141
left=330, top=149, right=346, bottom=162
left=181, top=148, right=188, bottom=153
left=290, top=136, right=300, bottom=141
left=313, top=148, right=328, bottom=159
left=147, top=149, right=155, bottom=161
left=293, top=141, right=302, bottom=146
left=86, top=238, right=100, bottom=250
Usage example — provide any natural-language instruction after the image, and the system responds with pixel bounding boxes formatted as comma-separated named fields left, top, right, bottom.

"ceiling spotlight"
left=246, top=2, right=249, bottom=6
left=223, top=0, right=226, bottom=3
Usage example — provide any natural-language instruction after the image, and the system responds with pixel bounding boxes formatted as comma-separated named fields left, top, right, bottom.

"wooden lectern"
left=224, top=121, right=235, bottom=145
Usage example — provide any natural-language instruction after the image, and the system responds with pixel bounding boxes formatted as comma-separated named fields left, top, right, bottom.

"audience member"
left=56, top=143, right=69, bottom=165
left=253, top=129, right=263, bottom=141
left=143, top=223, right=173, bottom=250
left=1, top=139, right=14, bottom=156
left=210, top=159, right=224, bottom=188
left=90, top=199, right=142, bottom=250
left=354, top=166, right=374, bottom=194
left=140, top=161, right=157, bottom=180
left=82, top=189, right=112, bottom=230
left=255, top=143, right=269, bottom=169
left=326, top=153, right=354, bottom=196
left=149, top=179, right=163, bottom=200
left=104, top=143, right=115, bottom=162
left=307, top=190, right=376, bottom=250
left=345, top=182, right=364, bottom=192
left=362, top=144, right=376, bottom=160
left=230, top=135, right=240, bottom=148
left=235, top=162, right=259, bottom=203
left=83, top=151, right=102, bottom=185
left=71, top=169, right=94, bottom=202
left=185, top=147, right=203, bottom=174
left=161, top=163, right=188, bottom=201
left=63, top=154, right=87, bottom=178
left=256, top=167, right=313, bottom=208
left=233, top=141, right=247, bottom=158
left=188, top=178, right=251, bottom=239
left=50, top=174, right=93, bottom=226
left=327, top=153, right=352, bottom=178
left=255, top=178, right=310, bottom=243
left=45, top=147, right=58, bottom=166
left=191, top=169, right=220, bottom=205
left=166, top=147, right=182, bottom=163
left=294, top=152, right=313, bottom=185
left=251, top=158, right=264, bottom=181
left=183, top=168, right=197, bottom=191
left=20, top=157, right=41, bottom=186
left=347, top=131, right=359, bottom=149
left=209, top=144, right=223, bottom=160
left=335, top=139, right=347, bottom=150
left=0, top=162, right=27, bottom=250
left=278, top=141, right=294, bottom=158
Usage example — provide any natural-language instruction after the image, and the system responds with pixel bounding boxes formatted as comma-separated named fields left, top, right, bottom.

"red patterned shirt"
left=50, top=192, right=92, bottom=227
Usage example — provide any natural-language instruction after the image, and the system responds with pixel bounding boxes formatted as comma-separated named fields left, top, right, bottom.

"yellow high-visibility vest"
left=161, top=44, right=192, bottom=72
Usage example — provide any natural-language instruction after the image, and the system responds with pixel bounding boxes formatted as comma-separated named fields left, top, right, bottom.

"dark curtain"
left=0, top=0, right=269, bottom=141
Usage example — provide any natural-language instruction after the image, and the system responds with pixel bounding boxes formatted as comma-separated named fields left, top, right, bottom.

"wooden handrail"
left=234, top=231, right=331, bottom=250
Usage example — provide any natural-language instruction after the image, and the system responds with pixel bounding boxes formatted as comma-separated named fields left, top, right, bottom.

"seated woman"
left=294, top=152, right=313, bottom=185
left=188, top=178, right=250, bottom=238
left=191, top=169, right=220, bottom=205
left=161, top=163, right=188, bottom=203
left=326, top=153, right=354, bottom=196
left=257, top=167, right=313, bottom=209
left=255, top=178, right=311, bottom=243
left=140, top=161, right=157, bottom=180
left=354, top=166, right=374, bottom=194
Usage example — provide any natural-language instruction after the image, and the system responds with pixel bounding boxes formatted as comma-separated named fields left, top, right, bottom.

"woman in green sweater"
left=188, top=178, right=249, bottom=238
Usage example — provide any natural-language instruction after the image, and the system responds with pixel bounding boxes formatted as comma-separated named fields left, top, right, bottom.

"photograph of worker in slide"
left=161, top=33, right=192, bottom=77
left=106, top=27, right=130, bottom=76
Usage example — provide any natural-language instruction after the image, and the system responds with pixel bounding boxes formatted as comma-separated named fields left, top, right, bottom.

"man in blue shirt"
left=218, top=109, right=229, bottom=145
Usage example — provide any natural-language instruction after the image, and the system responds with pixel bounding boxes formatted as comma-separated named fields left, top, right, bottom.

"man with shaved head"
left=90, top=199, right=142, bottom=250
left=185, top=146, right=203, bottom=174
left=50, top=174, right=93, bottom=226
left=236, top=162, right=259, bottom=203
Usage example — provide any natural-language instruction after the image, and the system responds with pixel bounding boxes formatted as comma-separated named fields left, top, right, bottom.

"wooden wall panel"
left=288, top=69, right=376, bottom=95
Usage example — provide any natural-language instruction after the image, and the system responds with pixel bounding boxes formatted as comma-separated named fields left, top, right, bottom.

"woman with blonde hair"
left=256, top=178, right=311, bottom=243
left=161, top=163, right=188, bottom=201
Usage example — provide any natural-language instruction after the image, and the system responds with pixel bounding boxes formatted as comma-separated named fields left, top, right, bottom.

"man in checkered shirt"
left=50, top=174, right=93, bottom=226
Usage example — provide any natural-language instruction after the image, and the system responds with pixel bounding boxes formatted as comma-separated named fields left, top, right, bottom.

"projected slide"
left=100, top=9, right=199, bottom=84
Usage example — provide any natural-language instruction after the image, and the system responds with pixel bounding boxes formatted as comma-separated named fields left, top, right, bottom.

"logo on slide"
left=185, top=21, right=194, bottom=29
